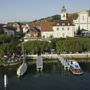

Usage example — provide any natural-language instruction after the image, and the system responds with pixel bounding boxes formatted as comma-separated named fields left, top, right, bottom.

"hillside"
left=32, top=10, right=90, bottom=23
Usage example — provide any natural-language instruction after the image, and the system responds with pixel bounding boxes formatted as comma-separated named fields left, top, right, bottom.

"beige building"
left=73, top=11, right=90, bottom=35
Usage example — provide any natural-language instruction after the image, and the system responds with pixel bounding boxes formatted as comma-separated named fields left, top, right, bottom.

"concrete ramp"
left=36, top=56, right=43, bottom=72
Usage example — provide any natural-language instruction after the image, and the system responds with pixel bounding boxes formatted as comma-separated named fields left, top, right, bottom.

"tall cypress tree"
left=77, top=26, right=81, bottom=35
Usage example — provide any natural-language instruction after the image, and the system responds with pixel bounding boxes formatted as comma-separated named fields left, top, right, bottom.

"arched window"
left=63, top=14, right=65, bottom=17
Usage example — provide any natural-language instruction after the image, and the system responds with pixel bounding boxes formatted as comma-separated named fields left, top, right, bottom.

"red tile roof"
left=30, top=22, right=55, bottom=32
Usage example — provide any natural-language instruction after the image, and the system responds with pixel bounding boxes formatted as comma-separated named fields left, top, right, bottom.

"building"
left=41, top=5, right=74, bottom=38
left=4, top=27, right=16, bottom=37
left=23, top=4, right=90, bottom=41
left=81, top=29, right=90, bottom=37
left=73, top=11, right=90, bottom=35
left=7, top=22, right=23, bottom=37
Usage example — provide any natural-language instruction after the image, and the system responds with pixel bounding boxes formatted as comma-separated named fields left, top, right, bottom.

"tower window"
left=57, top=23, right=60, bottom=26
left=63, top=14, right=65, bottom=17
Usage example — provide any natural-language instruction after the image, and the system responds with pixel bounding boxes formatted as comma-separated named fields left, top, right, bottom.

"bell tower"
left=61, top=4, right=67, bottom=20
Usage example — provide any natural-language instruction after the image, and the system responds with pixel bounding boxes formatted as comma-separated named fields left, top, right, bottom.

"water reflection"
left=0, top=60, right=90, bottom=90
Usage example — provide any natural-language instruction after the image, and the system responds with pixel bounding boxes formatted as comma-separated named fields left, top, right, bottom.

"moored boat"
left=68, top=60, right=83, bottom=75
left=17, top=62, right=27, bottom=77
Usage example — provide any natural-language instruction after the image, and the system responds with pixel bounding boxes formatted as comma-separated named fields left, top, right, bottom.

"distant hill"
left=23, top=10, right=90, bottom=24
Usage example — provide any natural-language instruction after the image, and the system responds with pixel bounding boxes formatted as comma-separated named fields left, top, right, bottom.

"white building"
left=41, top=5, right=74, bottom=38
left=73, top=11, right=90, bottom=35
left=22, top=24, right=30, bottom=33
left=4, top=27, right=15, bottom=37
left=25, top=5, right=90, bottom=40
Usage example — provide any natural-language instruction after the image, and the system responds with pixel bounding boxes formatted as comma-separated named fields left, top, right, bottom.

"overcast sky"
left=0, top=0, right=90, bottom=23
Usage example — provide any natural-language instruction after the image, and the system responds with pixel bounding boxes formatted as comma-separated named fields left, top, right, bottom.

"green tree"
left=0, top=34, right=11, bottom=44
left=21, top=41, right=51, bottom=54
left=0, top=27, right=4, bottom=34
left=0, top=43, right=19, bottom=56
left=77, top=26, right=81, bottom=35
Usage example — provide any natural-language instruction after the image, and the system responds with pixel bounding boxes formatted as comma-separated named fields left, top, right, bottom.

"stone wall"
left=26, top=53, right=90, bottom=60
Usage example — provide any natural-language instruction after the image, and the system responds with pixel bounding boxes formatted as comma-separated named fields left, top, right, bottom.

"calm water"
left=0, top=60, right=90, bottom=90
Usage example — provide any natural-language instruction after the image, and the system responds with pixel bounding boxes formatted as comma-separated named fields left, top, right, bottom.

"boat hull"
left=17, top=63, right=27, bottom=77
left=70, top=66, right=83, bottom=75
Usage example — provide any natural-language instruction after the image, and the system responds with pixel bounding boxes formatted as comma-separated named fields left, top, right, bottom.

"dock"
left=36, top=55, right=43, bottom=72
left=58, top=55, right=70, bottom=70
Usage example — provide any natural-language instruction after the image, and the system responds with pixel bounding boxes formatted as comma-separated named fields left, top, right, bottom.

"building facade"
left=23, top=5, right=90, bottom=41
left=41, top=5, right=74, bottom=38
left=73, top=11, right=90, bottom=35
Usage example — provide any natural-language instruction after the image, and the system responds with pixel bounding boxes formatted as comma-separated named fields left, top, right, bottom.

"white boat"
left=68, top=60, right=83, bottom=75
left=17, top=62, right=27, bottom=77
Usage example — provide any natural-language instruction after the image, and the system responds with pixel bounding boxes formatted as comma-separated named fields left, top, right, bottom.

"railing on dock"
left=58, top=55, right=70, bottom=70
left=36, top=55, right=43, bottom=72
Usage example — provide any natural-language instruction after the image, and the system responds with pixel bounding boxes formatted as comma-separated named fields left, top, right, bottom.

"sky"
left=0, top=0, right=90, bottom=24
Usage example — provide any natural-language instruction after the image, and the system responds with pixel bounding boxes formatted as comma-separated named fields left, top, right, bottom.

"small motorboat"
left=68, top=60, right=83, bottom=75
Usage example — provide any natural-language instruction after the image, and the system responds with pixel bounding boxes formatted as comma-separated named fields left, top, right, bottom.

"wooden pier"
left=58, top=55, right=70, bottom=70
left=36, top=55, right=43, bottom=72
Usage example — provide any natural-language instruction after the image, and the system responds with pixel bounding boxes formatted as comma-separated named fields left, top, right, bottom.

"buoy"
left=4, top=74, right=7, bottom=88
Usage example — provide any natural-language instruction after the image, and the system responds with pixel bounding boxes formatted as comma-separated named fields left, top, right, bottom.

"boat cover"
left=71, top=64, right=78, bottom=69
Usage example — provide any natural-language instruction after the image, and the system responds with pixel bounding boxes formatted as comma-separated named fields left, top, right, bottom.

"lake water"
left=0, top=60, right=90, bottom=90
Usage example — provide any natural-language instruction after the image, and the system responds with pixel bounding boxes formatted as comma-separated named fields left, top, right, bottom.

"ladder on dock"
left=58, top=55, right=70, bottom=70
left=36, top=55, right=43, bottom=72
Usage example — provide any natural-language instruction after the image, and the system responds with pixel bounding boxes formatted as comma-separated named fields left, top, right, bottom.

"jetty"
left=58, top=55, right=70, bottom=70
left=36, top=55, right=43, bottom=72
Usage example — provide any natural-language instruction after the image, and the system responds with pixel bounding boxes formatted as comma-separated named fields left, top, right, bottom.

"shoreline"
left=26, top=53, right=90, bottom=60
left=1, top=53, right=90, bottom=67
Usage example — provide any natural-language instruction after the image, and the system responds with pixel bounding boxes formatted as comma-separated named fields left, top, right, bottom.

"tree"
left=77, top=26, right=81, bottom=36
left=0, top=27, right=4, bottom=34
left=52, top=15, right=60, bottom=20
left=0, top=43, right=19, bottom=56
left=0, top=35, right=11, bottom=44
left=21, top=41, right=52, bottom=54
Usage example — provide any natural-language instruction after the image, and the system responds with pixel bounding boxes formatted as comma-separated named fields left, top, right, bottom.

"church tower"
left=61, top=5, right=67, bottom=20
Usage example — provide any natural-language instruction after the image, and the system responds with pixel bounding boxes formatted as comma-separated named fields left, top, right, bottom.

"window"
left=67, top=28, right=69, bottom=30
left=62, top=23, right=65, bottom=26
left=82, top=16, right=84, bottom=21
left=57, top=23, right=60, bottom=26
left=57, top=28, right=59, bottom=30
left=62, top=28, right=64, bottom=30
left=63, top=33, right=65, bottom=37
left=68, top=23, right=70, bottom=26
left=63, top=14, right=65, bottom=17
left=57, top=33, right=59, bottom=37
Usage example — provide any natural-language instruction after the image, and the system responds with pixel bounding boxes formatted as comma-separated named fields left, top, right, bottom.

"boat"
left=17, top=40, right=27, bottom=77
left=68, top=60, right=83, bottom=75
left=17, top=62, right=27, bottom=77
